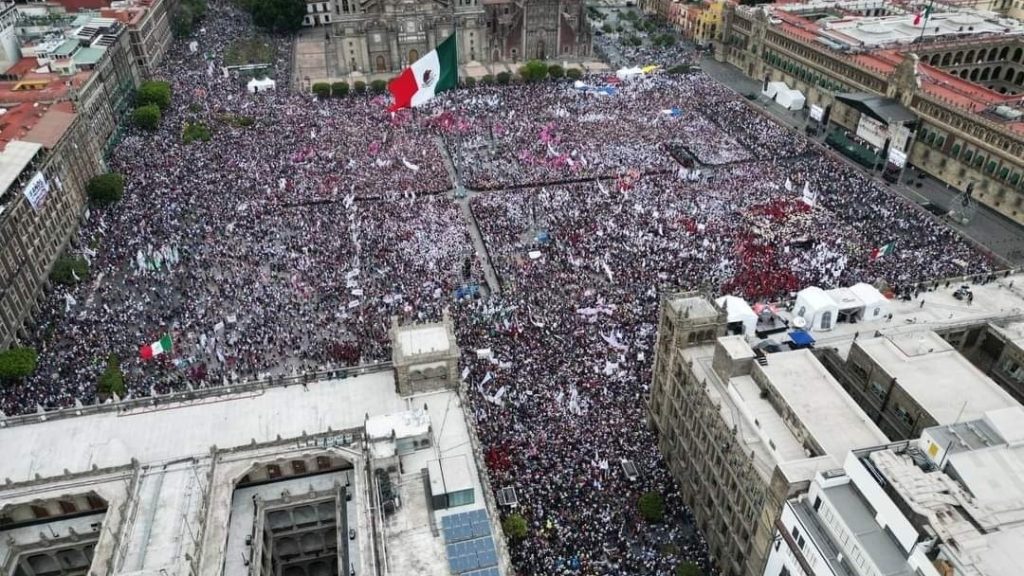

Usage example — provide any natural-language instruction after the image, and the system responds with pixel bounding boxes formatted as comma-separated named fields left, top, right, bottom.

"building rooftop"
left=0, top=368, right=505, bottom=576
left=0, top=140, right=41, bottom=200
left=668, top=294, right=720, bottom=319
left=855, top=331, right=1019, bottom=425
left=397, top=325, right=451, bottom=355
left=686, top=341, right=886, bottom=483
left=760, top=350, right=889, bottom=459
left=865, top=446, right=1024, bottom=576
left=823, top=482, right=916, bottom=576
left=365, top=408, right=431, bottom=440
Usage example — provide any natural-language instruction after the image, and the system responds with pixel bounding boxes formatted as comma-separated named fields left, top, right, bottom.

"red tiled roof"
left=0, top=102, right=72, bottom=151
left=52, top=0, right=111, bottom=11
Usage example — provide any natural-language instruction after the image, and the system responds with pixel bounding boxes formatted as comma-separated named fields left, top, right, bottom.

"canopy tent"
left=834, top=92, right=917, bottom=126
left=826, top=287, right=865, bottom=322
left=247, top=77, right=276, bottom=93
left=850, top=282, right=889, bottom=321
left=763, top=81, right=788, bottom=99
left=788, top=330, right=816, bottom=349
left=616, top=66, right=644, bottom=81
left=794, top=287, right=839, bottom=332
left=716, top=295, right=757, bottom=337
left=776, top=89, right=805, bottom=111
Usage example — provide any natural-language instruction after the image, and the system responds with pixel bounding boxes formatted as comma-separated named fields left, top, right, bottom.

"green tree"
left=86, top=173, right=125, bottom=207
left=566, top=68, right=583, bottom=81
left=0, top=347, right=38, bottom=382
left=137, top=80, right=172, bottom=110
left=502, top=514, right=528, bottom=540
left=638, top=491, right=665, bottom=523
left=496, top=71, right=511, bottom=85
left=547, top=64, right=565, bottom=80
left=312, top=82, right=331, bottom=98
left=182, top=122, right=212, bottom=144
left=97, top=354, right=126, bottom=398
left=676, top=561, right=702, bottom=576
left=353, top=81, right=366, bottom=93
left=50, top=256, right=89, bottom=286
left=602, top=22, right=613, bottom=33
left=480, top=74, right=494, bottom=85
left=132, top=104, right=161, bottom=130
left=463, top=76, right=476, bottom=88
left=331, top=81, right=349, bottom=97
left=519, top=60, right=548, bottom=83
left=370, top=79, right=387, bottom=93
left=172, top=4, right=195, bottom=37
left=247, top=0, right=305, bottom=32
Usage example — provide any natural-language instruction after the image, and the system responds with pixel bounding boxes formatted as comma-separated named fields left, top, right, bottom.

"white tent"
left=716, top=295, right=757, bottom=337
left=762, top=81, right=788, bottom=99
left=850, top=283, right=889, bottom=322
left=794, top=287, right=839, bottom=332
left=616, top=66, right=644, bottom=81
left=776, top=89, right=805, bottom=111
left=247, top=77, right=276, bottom=93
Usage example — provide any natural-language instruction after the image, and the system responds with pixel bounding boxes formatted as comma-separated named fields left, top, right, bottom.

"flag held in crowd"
left=660, top=108, right=682, bottom=117
left=387, top=34, right=457, bottom=112
left=870, top=243, right=895, bottom=260
left=140, top=333, right=173, bottom=360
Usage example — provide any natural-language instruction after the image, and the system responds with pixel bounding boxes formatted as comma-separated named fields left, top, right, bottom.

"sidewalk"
left=699, top=56, right=1024, bottom=265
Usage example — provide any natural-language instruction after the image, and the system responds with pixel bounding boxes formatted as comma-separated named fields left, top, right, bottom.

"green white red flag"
left=870, top=243, right=895, bottom=260
left=140, top=333, right=172, bottom=360
left=387, top=34, right=458, bottom=112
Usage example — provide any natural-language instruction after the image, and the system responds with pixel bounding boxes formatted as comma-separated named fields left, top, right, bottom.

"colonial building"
left=0, top=13, right=140, bottom=349
left=717, top=1, right=1024, bottom=224
left=648, top=292, right=887, bottom=576
left=319, top=0, right=590, bottom=77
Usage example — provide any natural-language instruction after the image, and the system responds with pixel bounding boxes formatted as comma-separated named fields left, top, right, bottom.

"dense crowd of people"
left=2, top=2, right=996, bottom=575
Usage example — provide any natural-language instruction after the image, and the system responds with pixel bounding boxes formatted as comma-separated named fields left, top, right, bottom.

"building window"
left=267, top=464, right=282, bottom=479
left=31, top=505, right=49, bottom=519
left=291, top=460, right=307, bottom=474
left=812, top=496, right=822, bottom=511
left=59, top=501, right=77, bottom=514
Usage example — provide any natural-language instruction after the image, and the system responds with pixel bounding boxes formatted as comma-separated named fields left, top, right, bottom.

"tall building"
left=0, top=363, right=510, bottom=576
left=648, top=292, right=888, bottom=576
left=825, top=331, right=1020, bottom=440
left=717, top=1, right=1024, bottom=224
left=320, top=0, right=590, bottom=76
left=765, top=405, right=1024, bottom=576
left=0, top=13, right=141, bottom=349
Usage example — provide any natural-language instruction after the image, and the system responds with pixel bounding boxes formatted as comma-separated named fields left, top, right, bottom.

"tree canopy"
left=638, top=491, right=665, bottom=522
left=50, top=256, right=89, bottom=286
left=0, top=347, right=38, bottom=381
left=676, top=561, right=702, bottom=576
left=137, top=80, right=172, bottom=110
left=133, top=104, right=161, bottom=130
left=97, top=354, right=126, bottom=398
left=87, top=173, right=125, bottom=207
left=502, top=514, right=528, bottom=540
left=519, top=60, right=548, bottom=83
left=183, top=122, right=212, bottom=144
left=242, top=0, right=305, bottom=32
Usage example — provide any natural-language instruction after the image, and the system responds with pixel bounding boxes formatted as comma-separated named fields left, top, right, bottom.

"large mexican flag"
left=387, top=34, right=458, bottom=112
left=140, top=333, right=173, bottom=360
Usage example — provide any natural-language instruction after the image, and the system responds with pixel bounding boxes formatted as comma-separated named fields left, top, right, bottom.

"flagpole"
left=916, top=0, right=935, bottom=43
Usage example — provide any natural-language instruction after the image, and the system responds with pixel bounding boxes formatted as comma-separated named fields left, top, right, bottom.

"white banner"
left=801, top=181, right=817, bottom=208
left=855, top=115, right=888, bottom=150
left=888, top=147, right=907, bottom=168
left=809, top=104, right=824, bottom=122
left=22, top=172, right=50, bottom=211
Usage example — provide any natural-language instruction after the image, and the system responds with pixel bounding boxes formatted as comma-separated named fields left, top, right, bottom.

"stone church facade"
left=308, top=0, right=590, bottom=75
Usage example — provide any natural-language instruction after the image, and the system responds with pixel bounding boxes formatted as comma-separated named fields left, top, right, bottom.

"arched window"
left=375, top=55, right=386, bottom=72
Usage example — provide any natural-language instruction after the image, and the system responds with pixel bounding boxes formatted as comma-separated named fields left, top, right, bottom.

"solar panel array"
left=442, top=509, right=491, bottom=542
left=441, top=509, right=499, bottom=574
left=462, top=568, right=500, bottom=576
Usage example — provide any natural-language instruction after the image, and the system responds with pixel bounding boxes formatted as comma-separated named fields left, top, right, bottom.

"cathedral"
left=304, top=0, right=591, bottom=75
